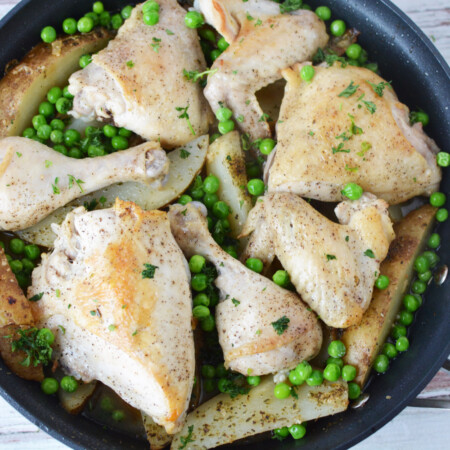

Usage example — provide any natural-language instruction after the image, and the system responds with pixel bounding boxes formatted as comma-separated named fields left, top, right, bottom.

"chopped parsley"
left=179, top=425, right=195, bottom=449
left=338, top=81, right=359, bottom=98
left=183, top=68, right=217, bottom=84
left=332, top=143, right=350, bottom=154
left=150, top=37, right=161, bottom=53
left=308, top=131, right=315, bottom=136
left=126, top=60, right=134, bottom=68
left=142, top=263, right=158, bottom=279
left=278, top=0, right=303, bottom=14
left=108, top=324, right=116, bottom=332
left=52, top=177, right=60, bottom=195
left=28, top=292, right=44, bottom=302
left=236, top=115, right=244, bottom=123
left=258, top=113, right=271, bottom=122
left=132, top=329, right=138, bottom=336
left=232, top=298, right=240, bottom=307
left=45, top=160, right=52, bottom=168
left=345, top=236, right=349, bottom=242
left=357, top=141, right=372, bottom=157
left=362, top=100, right=376, bottom=114
left=326, top=254, right=337, bottom=261
left=246, top=13, right=254, bottom=21
left=58, top=325, right=66, bottom=335
left=55, top=289, right=61, bottom=298
left=16, top=152, right=22, bottom=158
left=165, top=29, right=174, bottom=35
left=176, top=105, right=195, bottom=135
left=68, top=175, right=85, bottom=193
left=366, top=80, right=391, bottom=97
left=255, top=18, right=262, bottom=26
left=345, top=164, right=359, bottom=172
left=348, top=114, right=363, bottom=135
left=180, top=149, right=191, bottom=159
left=364, top=249, right=375, bottom=258
left=271, top=316, right=290, bottom=335
left=84, top=199, right=98, bottom=211
left=336, top=131, right=351, bottom=141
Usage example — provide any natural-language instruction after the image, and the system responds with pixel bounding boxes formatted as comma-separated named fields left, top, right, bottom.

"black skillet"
left=0, top=0, right=449, bottom=449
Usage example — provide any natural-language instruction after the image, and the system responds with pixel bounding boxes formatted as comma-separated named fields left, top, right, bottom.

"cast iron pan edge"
left=0, top=1, right=449, bottom=449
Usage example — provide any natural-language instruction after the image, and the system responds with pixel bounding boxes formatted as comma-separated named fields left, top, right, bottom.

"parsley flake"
left=142, top=263, right=158, bottom=279
left=179, top=425, right=195, bottom=449
left=52, top=177, right=60, bottom=195
left=326, top=254, right=337, bottom=261
left=151, top=37, right=161, bottom=52
left=28, top=292, right=44, bottom=302
left=366, top=80, right=391, bottom=97
left=232, top=298, right=240, bottom=307
left=364, top=249, right=375, bottom=258
left=165, top=29, right=174, bottom=35
left=126, top=60, right=134, bottom=68
left=271, top=316, right=290, bottom=335
left=68, top=174, right=85, bottom=193
left=16, top=152, right=22, bottom=158
left=176, top=105, right=195, bottom=135
left=108, top=324, right=116, bottom=332
left=180, top=149, right=191, bottom=159
left=45, top=160, right=52, bottom=168
left=338, top=81, right=359, bottom=98
left=332, top=143, right=350, bottom=154
left=183, top=68, right=217, bottom=83
left=278, top=0, right=303, bottom=14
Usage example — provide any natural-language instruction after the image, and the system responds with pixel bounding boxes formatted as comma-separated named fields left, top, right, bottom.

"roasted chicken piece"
left=69, top=1, right=213, bottom=148
left=168, top=203, right=322, bottom=376
left=198, top=0, right=328, bottom=140
left=267, top=64, right=441, bottom=204
left=0, top=137, right=168, bottom=231
left=240, top=193, right=395, bottom=328
left=29, top=200, right=195, bottom=434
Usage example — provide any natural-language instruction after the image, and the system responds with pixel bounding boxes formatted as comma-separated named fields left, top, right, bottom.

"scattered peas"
left=179, top=194, right=192, bottom=205
left=215, top=363, right=227, bottom=378
left=348, top=382, right=361, bottom=400
left=55, top=98, right=72, bottom=114
left=306, top=370, right=324, bottom=386
left=210, top=133, right=221, bottom=144
left=215, top=107, right=233, bottom=122
left=346, top=43, right=362, bottom=60
left=323, top=363, right=341, bottom=381
left=60, top=376, right=78, bottom=393
left=32, top=114, right=47, bottom=130
left=300, top=65, right=315, bottom=82
left=410, top=110, right=429, bottom=126
left=326, top=357, right=344, bottom=369
left=396, top=336, right=409, bottom=352
left=296, top=361, right=312, bottom=380
left=428, top=233, right=440, bottom=249
left=273, top=427, right=290, bottom=439
left=328, top=340, right=346, bottom=358
left=50, top=130, right=64, bottom=144
left=382, top=342, right=398, bottom=359
left=247, top=179, right=265, bottom=196
left=245, top=258, right=263, bottom=273
left=422, top=250, right=440, bottom=268
left=143, top=1, right=159, bottom=12
left=411, top=280, right=426, bottom=294
left=399, top=310, right=414, bottom=326
left=21, top=258, right=35, bottom=274
left=189, top=255, right=206, bottom=273
left=50, top=119, right=65, bottom=131
left=341, top=182, right=363, bottom=200
left=203, top=175, right=220, bottom=194
left=272, top=270, right=290, bottom=287
left=193, top=293, right=209, bottom=307
left=37, top=124, right=52, bottom=140
left=436, top=152, right=450, bottom=167
left=41, top=377, right=59, bottom=395
left=191, top=273, right=208, bottom=291
left=193, top=305, right=210, bottom=319
left=375, top=275, right=390, bottom=290
left=436, top=208, right=448, bottom=222
left=212, top=201, right=230, bottom=219
left=373, top=354, right=389, bottom=373
left=201, top=364, right=215, bottom=379
left=418, top=270, right=432, bottom=282
left=330, top=19, right=346, bottom=37
left=247, top=376, right=261, bottom=386
left=203, top=193, right=219, bottom=209
left=143, top=11, right=159, bottom=26
left=200, top=314, right=215, bottom=331
left=430, top=192, right=446, bottom=207
left=10, top=238, right=25, bottom=254
left=41, top=26, right=57, bottom=43
left=23, top=128, right=36, bottom=138
left=63, top=86, right=74, bottom=99
left=77, top=16, right=94, bottom=33
left=112, top=410, right=125, bottom=422
left=259, top=138, right=276, bottom=155
left=217, top=37, right=229, bottom=51
left=199, top=28, right=216, bottom=43
left=218, top=119, right=235, bottom=135
left=185, top=11, right=204, bottom=29
left=111, top=136, right=129, bottom=150
left=121, top=5, right=133, bottom=19
left=289, top=424, right=306, bottom=440
left=111, top=13, right=124, bottom=29
left=93, top=1, right=104, bottom=14
left=342, top=365, right=357, bottom=382
left=9, top=260, right=23, bottom=274
left=274, top=382, right=291, bottom=399
left=403, top=294, right=421, bottom=312
left=64, top=129, right=81, bottom=146
left=204, top=378, right=216, bottom=392
left=414, top=255, right=430, bottom=273
left=79, top=54, right=92, bottom=68
left=39, top=101, right=55, bottom=118
left=315, top=6, right=331, bottom=21
left=391, top=324, right=407, bottom=340
left=47, top=87, right=62, bottom=104
left=69, top=148, right=82, bottom=159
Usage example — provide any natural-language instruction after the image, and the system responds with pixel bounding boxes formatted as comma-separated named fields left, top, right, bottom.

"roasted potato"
left=59, top=381, right=97, bottom=415
left=171, top=377, right=348, bottom=449
left=206, top=131, right=252, bottom=238
left=342, top=204, right=437, bottom=386
left=0, top=28, right=113, bottom=138
left=142, top=412, right=173, bottom=450
left=17, top=136, right=209, bottom=247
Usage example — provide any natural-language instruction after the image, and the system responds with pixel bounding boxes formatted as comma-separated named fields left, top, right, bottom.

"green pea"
left=143, top=11, right=159, bottom=26
left=436, top=152, right=450, bottom=167
left=300, top=65, right=315, bottom=82
left=222, top=245, right=237, bottom=259
left=295, top=361, right=312, bottom=380
left=391, top=324, right=407, bottom=340
left=346, top=43, right=362, bottom=60
left=99, top=11, right=111, bottom=27
left=23, top=128, right=36, bottom=138
left=199, top=28, right=216, bottom=43
left=430, top=192, right=446, bottom=207
left=88, top=145, right=105, bottom=157
left=247, top=179, right=265, bottom=196
left=100, top=396, right=114, bottom=412
left=288, top=369, right=303, bottom=386
left=411, top=280, right=426, bottom=294
left=61, top=17, right=77, bottom=35
left=358, top=49, right=369, bottom=64
left=403, top=294, right=421, bottom=312
left=399, top=310, right=414, bottom=326
left=315, top=6, right=331, bottom=21
left=414, top=255, right=430, bottom=273
left=217, top=37, right=229, bottom=51
left=50, top=129, right=64, bottom=144
left=79, top=54, right=92, bottom=68
left=55, top=98, right=72, bottom=114
left=32, top=114, right=47, bottom=130
left=200, top=314, right=215, bottom=332
left=289, top=424, right=306, bottom=440
left=323, top=363, right=341, bottom=382
left=189, top=255, right=206, bottom=273
left=179, top=194, right=192, bottom=205
left=373, top=354, right=389, bottom=373
left=185, top=11, right=204, bottom=29
left=210, top=133, right=220, bottom=144
left=218, top=120, right=235, bottom=135
left=301, top=4, right=312, bottom=10
left=422, top=251, right=440, bottom=268
left=100, top=125, right=116, bottom=138
left=39, top=101, right=55, bottom=118
left=306, top=370, right=324, bottom=386
left=382, top=342, right=398, bottom=359
left=69, top=148, right=82, bottom=159
left=111, top=13, right=124, bottom=29
left=41, top=26, right=57, bottom=43
left=64, top=129, right=81, bottom=146
left=375, top=275, right=390, bottom=290
left=50, top=119, right=65, bottom=131
left=41, top=378, right=59, bottom=395
left=326, top=357, right=344, bottom=369
left=216, top=107, right=233, bottom=122
left=111, top=136, right=129, bottom=150
left=21, top=258, right=34, bottom=274
left=341, top=182, right=363, bottom=200
left=121, top=5, right=133, bottom=19
left=112, top=410, right=125, bottom=422
left=410, top=110, right=429, bottom=126
left=212, top=201, right=230, bottom=219
left=259, top=138, right=276, bottom=155
left=328, top=340, right=346, bottom=358
left=10, top=238, right=25, bottom=254
left=244, top=375, right=260, bottom=387
left=193, top=305, right=210, bottom=319
left=37, top=124, right=52, bottom=140
left=47, top=87, right=62, bottom=104
left=273, top=427, right=289, bottom=439
left=210, top=49, right=222, bottom=61
left=118, top=127, right=132, bottom=137
left=201, top=364, right=215, bottom=379
left=418, top=270, right=432, bottom=282
left=9, top=260, right=23, bottom=274
left=396, top=336, right=409, bottom=352
left=54, top=145, right=68, bottom=156
left=93, top=1, right=104, bottom=14
left=203, top=193, right=218, bottom=209
left=342, top=365, right=357, bottom=382
left=204, top=378, right=216, bottom=392
left=212, top=363, right=225, bottom=378
left=143, top=1, right=160, bottom=12
left=436, top=208, right=448, bottom=222
left=63, top=86, right=74, bottom=99
left=77, top=16, right=94, bottom=33
left=428, top=233, right=440, bottom=249
left=193, top=293, right=209, bottom=307
left=330, top=19, right=346, bottom=37
left=348, top=382, right=361, bottom=400
left=203, top=175, right=220, bottom=194
left=274, top=382, right=291, bottom=399
left=191, top=273, right=208, bottom=291
left=245, top=258, right=263, bottom=273
left=272, top=270, right=290, bottom=287
left=60, top=375, right=78, bottom=393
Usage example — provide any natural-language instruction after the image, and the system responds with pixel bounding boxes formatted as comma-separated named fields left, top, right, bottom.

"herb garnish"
left=142, top=264, right=158, bottom=279
left=259, top=113, right=271, bottom=122
left=126, top=60, right=134, bottom=68
left=45, top=160, right=52, bottom=168
left=338, top=81, right=359, bottom=98
left=326, top=254, right=337, bottom=261
left=165, top=29, right=174, bottom=35
left=16, top=152, right=22, bottom=158
left=232, top=298, right=240, bottom=307
left=183, top=68, right=217, bottom=84
left=366, top=80, right=391, bottom=97
left=28, top=292, right=44, bottom=302
left=151, top=37, right=161, bottom=52
left=179, top=425, right=195, bottom=449
left=180, top=149, right=191, bottom=159
left=52, top=177, right=60, bottom=194
left=364, top=249, right=375, bottom=258
left=345, top=164, right=359, bottom=172
left=278, top=0, right=303, bottom=14
left=332, top=143, right=350, bottom=154
left=271, top=316, right=290, bottom=335
left=357, top=141, right=372, bottom=157
left=176, top=105, right=195, bottom=135
left=68, top=175, right=85, bottom=193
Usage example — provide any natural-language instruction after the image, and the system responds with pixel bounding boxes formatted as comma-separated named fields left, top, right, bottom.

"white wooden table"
left=0, top=0, right=448, bottom=448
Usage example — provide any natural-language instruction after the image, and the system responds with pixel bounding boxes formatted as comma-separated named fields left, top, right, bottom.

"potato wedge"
left=17, top=136, right=209, bottom=247
left=206, top=131, right=252, bottom=237
left=142, top=412, right=173, bottom=450
left=342, top=204, right=437, bottom=386
left=0, top=29, right=113, bottom=138
left=171, top=377, right=348, bottom=449
left=59, top=381, right=97, bottom=415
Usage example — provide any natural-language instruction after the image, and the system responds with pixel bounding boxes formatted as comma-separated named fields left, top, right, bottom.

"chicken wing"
left=168, top=203, right=322, bottom=376
left=28, top=200, right=194, bottom=433
left=267, top=64, right=441, bottom=204
left=240, top=193, right=395, bottom=328
left=69, top=1, right=213, bottom=148
left=198, top=0, right=328, bottom=140
left=0, top=137, right=168, bottom=231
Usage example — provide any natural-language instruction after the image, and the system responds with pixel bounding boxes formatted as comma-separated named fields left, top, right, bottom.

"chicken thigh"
left=29, top=200, right=194, bottom=434
left=240, top=193, right=395, bottom=328
left=197, top=0, right=328, bottom=140
left=69, top=1, right=213, bottom=148
left=0, top=137, right=168, bottom=231
left=168, top=203, right=322, bottom=376
left=267, top=64, right=441, bottom=204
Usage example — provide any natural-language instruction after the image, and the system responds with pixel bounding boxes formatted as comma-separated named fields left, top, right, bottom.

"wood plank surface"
left=0, top=0, right=448, bottom=449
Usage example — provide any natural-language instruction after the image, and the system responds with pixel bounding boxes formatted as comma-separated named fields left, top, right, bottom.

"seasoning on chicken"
left=197, top=0, right=328, bottom=140
left=267, top=64, right=441, bottom=204
left=0, top=137, right=169, bottom=231
left=168, top=203, right=322, bottom=376
left=240, top=192, right=395, bottom=328
left=28, top=200, right=195, bottom=434
left=69, top=1, right=213, bottom=148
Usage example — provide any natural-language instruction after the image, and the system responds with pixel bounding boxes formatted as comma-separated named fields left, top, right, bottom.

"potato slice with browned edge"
left=17, top=136, right=209, bottom=248
left=59, top=381, right=97, bottom=415
left=342, top=204, right=437, bottom=387
left=206, top=131, right=252, bottom=238
left=142, top=412, right=173, bottom=450
left=0, top=248, right=43, bottom=381
left=171, top=377, right=348, bottom=449
left=0, top=29, right=113, bottom=138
